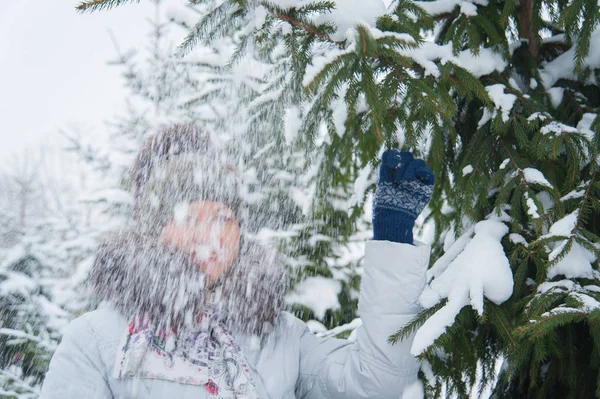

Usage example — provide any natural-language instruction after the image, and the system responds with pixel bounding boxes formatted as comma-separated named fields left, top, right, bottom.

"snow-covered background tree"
left=0, top=148, right=96, bottom=397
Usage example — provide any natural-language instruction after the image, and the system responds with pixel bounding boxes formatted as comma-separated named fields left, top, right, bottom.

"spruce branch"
left=487, top=301, right=517, bottom=348
left=516, top=311, right=588, bottom=340
left=177, top=1, right=241, bottom=56
left=527, top=290, right=569, bottom=319
left=261, top=2, right=344, bottom=46
left=572, top=169, right=599, bottom=236
left=499, top=138, right=531, bottom=189
left=388, top=300, right=447, bottom=345
left=76, top=0, right=139, bottom=12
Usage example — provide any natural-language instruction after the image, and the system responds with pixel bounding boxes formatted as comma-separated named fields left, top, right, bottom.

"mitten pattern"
left=374, top=180, right=434, bottom=220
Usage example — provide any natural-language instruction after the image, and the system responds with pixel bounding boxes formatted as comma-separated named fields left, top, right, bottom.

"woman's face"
left=160, top=200, right=240, bottom=283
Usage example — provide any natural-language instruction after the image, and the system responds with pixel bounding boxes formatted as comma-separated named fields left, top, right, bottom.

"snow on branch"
left=411, top=219, right=513, bottom=355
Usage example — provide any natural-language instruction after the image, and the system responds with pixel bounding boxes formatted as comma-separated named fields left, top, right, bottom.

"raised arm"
left=296, top=150, right=434, bottom=399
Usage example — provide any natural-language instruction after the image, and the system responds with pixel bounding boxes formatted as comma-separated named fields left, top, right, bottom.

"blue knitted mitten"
left=373, top=150, right=435, bottom=244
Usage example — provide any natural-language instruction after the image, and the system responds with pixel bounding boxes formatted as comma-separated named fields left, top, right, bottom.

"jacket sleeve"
left=296, top=240, right=429, bottom=399
left=40, top=315, right=113, bottom=399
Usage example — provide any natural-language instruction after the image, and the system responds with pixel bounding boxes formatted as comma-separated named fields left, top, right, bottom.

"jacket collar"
left=91, top=231, right=287, bottom=336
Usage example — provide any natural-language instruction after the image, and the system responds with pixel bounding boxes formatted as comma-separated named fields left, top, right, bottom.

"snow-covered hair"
left=130, top=125, right=242, bottom=236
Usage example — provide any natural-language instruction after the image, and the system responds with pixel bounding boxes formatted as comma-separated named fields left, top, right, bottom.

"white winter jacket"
left=40, top=240, right=430, bottom=399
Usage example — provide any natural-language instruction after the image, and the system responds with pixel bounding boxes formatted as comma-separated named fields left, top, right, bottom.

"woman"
left=40, top=125, right=434, bottom=398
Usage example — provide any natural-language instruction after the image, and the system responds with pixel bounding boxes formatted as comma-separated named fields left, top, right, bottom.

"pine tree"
left=64, top=0, right=204, bottom=229
left=389, top=0, right=600, bottom=396
left=78, top=0, right=600, bottom=396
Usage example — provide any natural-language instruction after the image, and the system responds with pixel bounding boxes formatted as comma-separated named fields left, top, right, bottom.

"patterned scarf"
left=113, top=309, right=260, bottom=398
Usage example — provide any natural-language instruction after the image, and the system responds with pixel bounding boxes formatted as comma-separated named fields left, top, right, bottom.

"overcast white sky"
left=0, top=1, right=157, bottom=161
